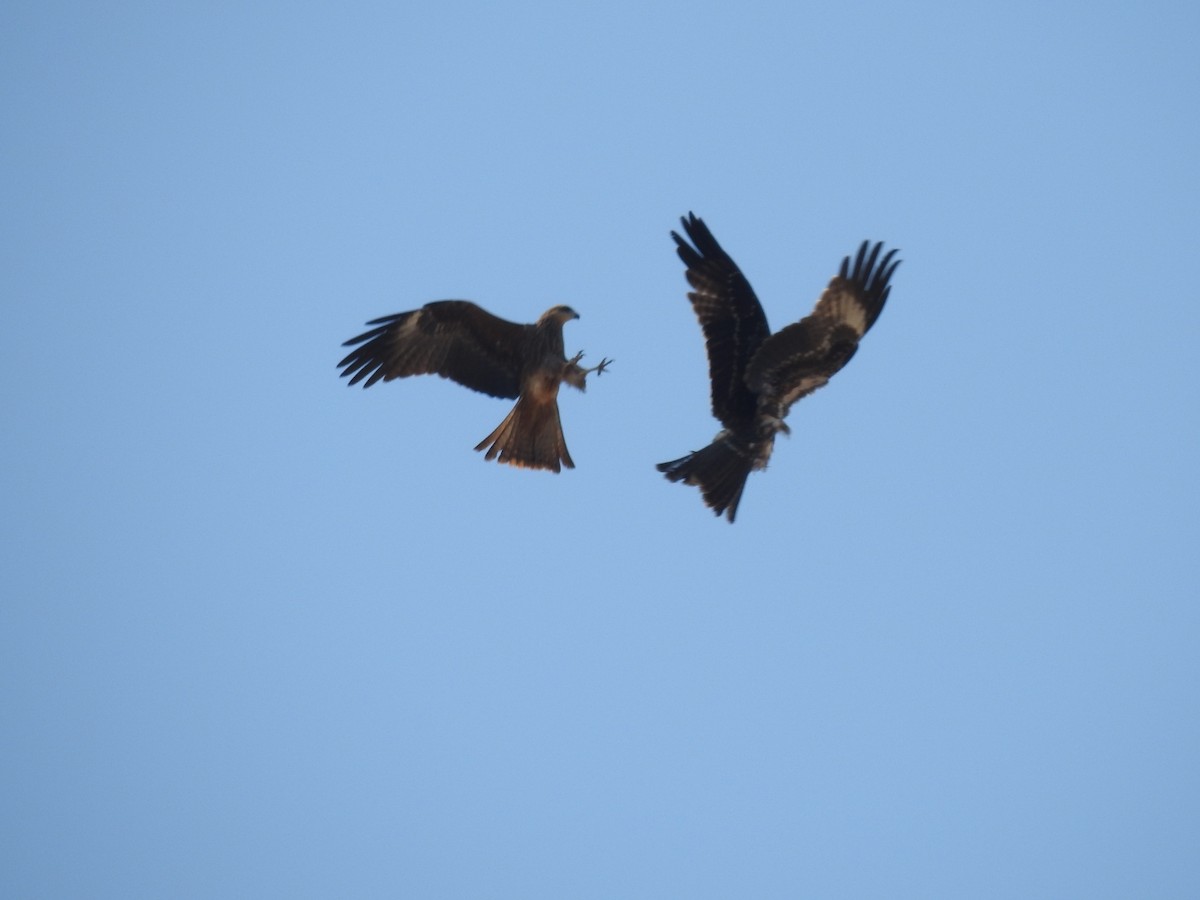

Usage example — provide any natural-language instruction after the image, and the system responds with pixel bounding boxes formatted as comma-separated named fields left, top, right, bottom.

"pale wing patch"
left=815, top=282, right=867, bottom=337
left=396, top=312, right=424, bottom=339
left=779, top=373, right=830, bottom=409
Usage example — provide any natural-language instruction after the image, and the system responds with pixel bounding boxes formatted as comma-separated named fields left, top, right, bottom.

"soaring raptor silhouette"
left=339, top=301, right=609, bottom=472
left=658, top=213, right=900, bottom=521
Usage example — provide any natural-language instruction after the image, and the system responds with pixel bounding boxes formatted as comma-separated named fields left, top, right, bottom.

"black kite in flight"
left=339, top=301, right=609, bottom=472
left=658, top=213, right=900, bottom=521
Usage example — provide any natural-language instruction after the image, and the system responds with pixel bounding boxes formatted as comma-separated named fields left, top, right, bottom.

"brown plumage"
left=658, top=213, right=900, bottom=521
left=339, top=301, right=609, bottom=472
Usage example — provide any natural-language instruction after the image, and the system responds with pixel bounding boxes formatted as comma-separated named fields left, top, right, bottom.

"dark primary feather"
left=338, top=300, right=528, bottom=398
left=842, top=239, right=899, bottom=333
left=671, top=213, right=771, bottom=431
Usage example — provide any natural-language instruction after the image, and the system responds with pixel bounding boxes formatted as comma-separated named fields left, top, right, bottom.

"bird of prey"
left=657, top=213, right=900, bottom=522
left=339, top=301, right=609, bottom=472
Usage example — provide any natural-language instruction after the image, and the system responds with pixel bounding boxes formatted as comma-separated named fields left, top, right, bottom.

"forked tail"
left=656, top=435, right=754, bottom=522
left=475, top=394, right=574, bottom=473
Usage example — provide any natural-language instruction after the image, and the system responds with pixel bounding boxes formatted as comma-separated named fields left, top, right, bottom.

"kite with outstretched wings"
left=339, top=301, right=609, bottom=472
left=658, top=213, right=900, bottom=521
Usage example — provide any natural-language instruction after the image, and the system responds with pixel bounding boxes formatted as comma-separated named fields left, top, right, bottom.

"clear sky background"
left=3, top=2, right=1198, bottom=897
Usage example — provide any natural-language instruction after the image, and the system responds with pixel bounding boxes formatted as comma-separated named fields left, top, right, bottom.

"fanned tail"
left=657, top=435, right=755, bottom=522
left=475, top=394, right=574, bottom=473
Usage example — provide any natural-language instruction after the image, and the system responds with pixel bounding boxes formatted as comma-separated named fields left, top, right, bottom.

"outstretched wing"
left=745, top=241, right=900, bottom=405
left=822, top=239, right=899, bottom=336
left=338, top=300, right=528, bottom=398
left=672, top=213, right=772, bottom=430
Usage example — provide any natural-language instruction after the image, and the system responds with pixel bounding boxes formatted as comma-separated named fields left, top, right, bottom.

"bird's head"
left=539, top=304, right=580, bottom=326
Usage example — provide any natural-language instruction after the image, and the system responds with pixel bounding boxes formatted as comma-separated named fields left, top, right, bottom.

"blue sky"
left=3, top=1, right=1198, bottom=897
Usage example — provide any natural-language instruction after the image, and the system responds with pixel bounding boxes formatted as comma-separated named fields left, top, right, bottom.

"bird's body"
left=339, top=301, right=608, bottom=472
left=658, top=213, right=899, bottom=521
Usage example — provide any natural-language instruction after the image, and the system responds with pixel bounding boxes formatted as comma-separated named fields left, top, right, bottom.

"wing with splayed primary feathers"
left=338, top=300, right=529, bottom=398
left=744, top=240, right=900, bottom=405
